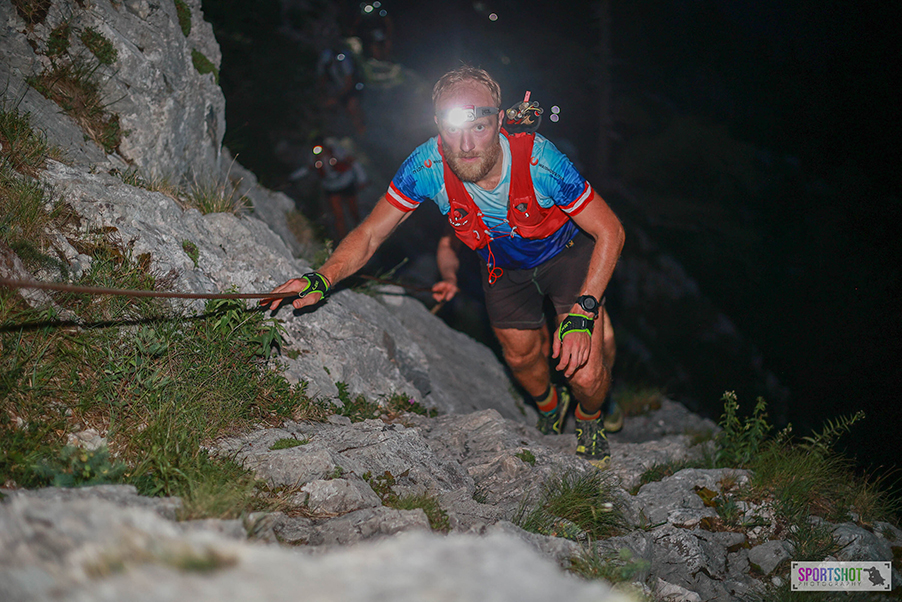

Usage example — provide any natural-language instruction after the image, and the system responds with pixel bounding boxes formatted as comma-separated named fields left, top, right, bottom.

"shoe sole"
left=552, top=387, right=572, bottom=435
left=603, top=402, right=624, bottom=433
left=584, top=456, right=611, bottom=470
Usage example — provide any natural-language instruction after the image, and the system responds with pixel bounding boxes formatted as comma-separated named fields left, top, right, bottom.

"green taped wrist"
left=558, top=313, right=594, bottom=341
left=301, top=272, right=331, bottom=298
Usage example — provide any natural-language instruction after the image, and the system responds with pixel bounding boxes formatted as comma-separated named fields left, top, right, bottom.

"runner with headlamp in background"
left=265, top=66, right=625, bottom=468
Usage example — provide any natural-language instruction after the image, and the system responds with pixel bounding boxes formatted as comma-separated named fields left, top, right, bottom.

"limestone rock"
left=747, top=540, right=790, bottom=576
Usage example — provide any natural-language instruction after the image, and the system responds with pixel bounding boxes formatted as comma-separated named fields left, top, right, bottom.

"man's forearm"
left=436, top=234, right=460, bottom=283
left=572, top=191, right=625, bottom=307
left=316, top=196, right=410, bottom=286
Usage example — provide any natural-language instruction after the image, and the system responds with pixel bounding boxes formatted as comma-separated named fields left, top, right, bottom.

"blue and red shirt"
left=385, top=133, right=594, bottom=270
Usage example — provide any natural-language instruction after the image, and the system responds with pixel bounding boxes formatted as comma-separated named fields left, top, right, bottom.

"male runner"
left=265, top=67, right=624, bottom=468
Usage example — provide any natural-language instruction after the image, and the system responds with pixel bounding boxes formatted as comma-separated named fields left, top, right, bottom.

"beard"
left=445, top=136, right=502, bottom=183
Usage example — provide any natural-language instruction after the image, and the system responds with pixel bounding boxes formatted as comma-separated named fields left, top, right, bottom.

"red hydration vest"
left=437, top=130, right=570, bottom=250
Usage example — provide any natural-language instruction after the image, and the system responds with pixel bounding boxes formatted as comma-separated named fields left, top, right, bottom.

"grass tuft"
left=0, top=104, right=65, bottom=177
left=514, top=469, right=627, bottom=541
left=180, top=173, right=249, bottom=215
left=27, top=60, right=126, bottom=154
left=80, top=27, right=118, bottom=65
left=363, top=470, right=450, bottom=532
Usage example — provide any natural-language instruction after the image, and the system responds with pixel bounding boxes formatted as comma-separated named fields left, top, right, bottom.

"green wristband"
left=300, top=272, right=331, bottom=298
left=558, top=313, right=594, bottom=341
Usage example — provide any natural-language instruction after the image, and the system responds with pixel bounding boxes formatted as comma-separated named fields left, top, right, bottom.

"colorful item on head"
left=438, top=105, right=499, bottom=127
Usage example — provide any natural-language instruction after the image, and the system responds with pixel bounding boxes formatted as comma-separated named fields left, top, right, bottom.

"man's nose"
left=460, top=129, right=475, bottom=153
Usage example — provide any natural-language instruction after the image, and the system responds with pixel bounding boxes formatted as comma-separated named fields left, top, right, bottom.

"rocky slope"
left=1, top=2, right=898, bottom=601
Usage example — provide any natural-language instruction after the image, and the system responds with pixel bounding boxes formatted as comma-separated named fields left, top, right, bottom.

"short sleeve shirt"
left=386, top=133, right=593, bottom=269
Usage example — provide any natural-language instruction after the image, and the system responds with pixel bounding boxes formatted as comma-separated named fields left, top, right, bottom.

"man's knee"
left=568, top=358, right=610, bottom=397
left=496, top=329, right=545, bottom=373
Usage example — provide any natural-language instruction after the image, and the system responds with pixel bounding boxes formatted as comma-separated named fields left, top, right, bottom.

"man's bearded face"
left=435, top=82, right=503, bottom=184
left=444, top=132, right=502, bottom=183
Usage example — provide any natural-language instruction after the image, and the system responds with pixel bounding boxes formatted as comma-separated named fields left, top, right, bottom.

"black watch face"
left=579, top=295, right=598, bottom=312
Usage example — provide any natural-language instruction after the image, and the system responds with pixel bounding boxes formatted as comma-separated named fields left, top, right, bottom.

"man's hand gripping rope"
left=262, top=272, right=331, bottom=311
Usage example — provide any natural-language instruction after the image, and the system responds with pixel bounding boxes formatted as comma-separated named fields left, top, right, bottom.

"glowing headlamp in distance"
left=438, top=105, right=499, bottom=127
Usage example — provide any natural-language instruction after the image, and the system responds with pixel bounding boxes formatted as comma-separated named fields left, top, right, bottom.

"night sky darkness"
left=211, top=1, right=901, bottom=479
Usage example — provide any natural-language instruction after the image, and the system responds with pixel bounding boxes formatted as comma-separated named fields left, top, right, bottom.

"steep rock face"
left=0, top=0, right=224, bottom=177
left=36, top=157, right=522, bottom=415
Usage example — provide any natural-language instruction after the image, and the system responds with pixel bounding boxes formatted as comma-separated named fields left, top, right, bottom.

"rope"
left=0, top=274, right=437, bottom=300
left=0, top=277, right=296, bottom=300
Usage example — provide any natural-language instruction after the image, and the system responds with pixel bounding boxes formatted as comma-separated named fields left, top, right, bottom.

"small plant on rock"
left=80, top=27, right=118, bottom=65
left=514, top=469, right=626, bottom=541
left=715, top=391, right=771, bottom=468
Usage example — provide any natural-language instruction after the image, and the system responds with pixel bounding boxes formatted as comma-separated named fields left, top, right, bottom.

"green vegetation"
left=31, top=445, right=128, bottom=487
left=181, top=240, right=199, bottom=267
left=0, top=221, right=330, bottom=517
left=28, top=60, right=125, bottom=154
left=515, top=449, right=536, bottom=466
left=569, top=546, right=650, bottom=594
left=269, top=438, right=307, bottom=451
left=173, top=0, right=191, bottom=37
left=191, top=49, right=219, bottom=84
left=47, top=22, right=71, bottom=57
left=80, top=27, right=118, bottom=65
left=181, top=174, right=249, bottom=215
left=363, top=471, right=450, bottom=532
left=514, top=470, right=626, bottom=542
left=714, top=391, right=771, bottom=467
left=335, top=384, right=436, bottom=422
left=0, top=104, right=65, bottom=177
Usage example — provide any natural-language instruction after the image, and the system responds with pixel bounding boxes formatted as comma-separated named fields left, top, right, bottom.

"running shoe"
left=603, top=399, right=624, bottom=433
left=575, top=414, right=611, bottom=469
left=536, top=386, right=571, bottom=435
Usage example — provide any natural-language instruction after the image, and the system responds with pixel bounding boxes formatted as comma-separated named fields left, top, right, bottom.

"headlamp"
left=438, top=105, right=499, bottom=127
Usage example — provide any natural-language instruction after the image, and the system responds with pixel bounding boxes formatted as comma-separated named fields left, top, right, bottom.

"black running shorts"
left=480, top=231, right=595, bottom=329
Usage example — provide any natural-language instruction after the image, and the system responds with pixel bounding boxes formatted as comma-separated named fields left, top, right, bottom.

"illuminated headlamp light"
left=439, top=105, right=499, bottom=127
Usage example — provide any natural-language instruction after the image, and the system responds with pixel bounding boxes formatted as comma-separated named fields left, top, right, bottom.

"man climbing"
left=265, top=67, right=624, bottom=469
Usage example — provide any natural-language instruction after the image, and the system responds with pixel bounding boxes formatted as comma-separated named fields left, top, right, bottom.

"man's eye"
left=474, top=124, right=489, bottom=132
left=446, top=126, right=459, bottom=134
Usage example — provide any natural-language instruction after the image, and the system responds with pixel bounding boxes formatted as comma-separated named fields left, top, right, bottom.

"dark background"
left=204, top=0, right=901, bottom=484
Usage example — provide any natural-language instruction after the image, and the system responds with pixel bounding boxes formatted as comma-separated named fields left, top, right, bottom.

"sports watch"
left=576, top=294, right=600, bottom=318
